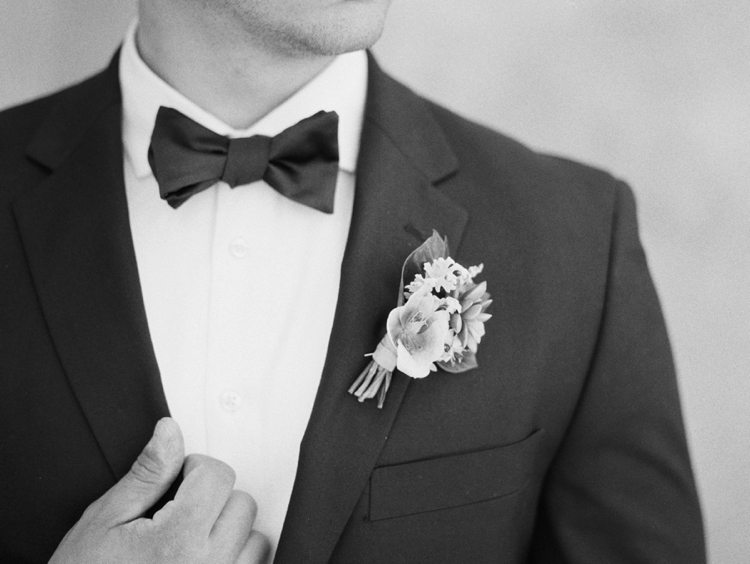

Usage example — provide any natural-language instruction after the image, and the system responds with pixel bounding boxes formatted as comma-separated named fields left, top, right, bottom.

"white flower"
left=442, top=296, right=462, bottom=314
left=423, top=257, right=460, bottom=292
left=467, top=263, right=484, bottom=279
left=405, top=274, right=432, bottom=296
left=386, top=284, right=451, bottom=378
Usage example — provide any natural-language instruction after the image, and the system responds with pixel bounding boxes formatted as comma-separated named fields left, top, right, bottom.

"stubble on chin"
left=203, top=0, right=391, bottom=58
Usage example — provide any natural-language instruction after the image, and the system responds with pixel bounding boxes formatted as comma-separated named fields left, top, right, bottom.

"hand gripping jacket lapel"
left=12, top=52, right=472, bottom=564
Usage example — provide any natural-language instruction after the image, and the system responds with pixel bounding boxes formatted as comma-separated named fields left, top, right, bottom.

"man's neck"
left=136, top=3, right=334, bottom=130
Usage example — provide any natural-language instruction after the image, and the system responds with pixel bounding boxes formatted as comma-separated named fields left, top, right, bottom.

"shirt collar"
left=119, top=21, right=368, bottom=180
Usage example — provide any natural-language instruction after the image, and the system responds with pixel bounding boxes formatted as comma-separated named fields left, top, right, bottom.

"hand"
left=49, top=418, right=270, bottom=564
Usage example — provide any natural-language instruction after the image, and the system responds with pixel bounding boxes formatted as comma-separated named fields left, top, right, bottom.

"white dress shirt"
left=118, top=22, right=368, bottom=558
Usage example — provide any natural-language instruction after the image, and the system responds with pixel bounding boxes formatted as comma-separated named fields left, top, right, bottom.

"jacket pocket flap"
left=369, top=429, right=543, bottom=521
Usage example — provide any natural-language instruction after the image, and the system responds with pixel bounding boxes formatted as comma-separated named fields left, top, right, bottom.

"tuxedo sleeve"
left=528, top=182, right=706, bottom=563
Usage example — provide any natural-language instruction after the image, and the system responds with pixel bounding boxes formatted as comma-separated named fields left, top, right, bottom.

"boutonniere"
left=349, top=230, right=492, bottom=408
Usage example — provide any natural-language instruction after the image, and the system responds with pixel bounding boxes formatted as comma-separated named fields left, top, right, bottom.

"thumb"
left=100, top=417, right=185, bottom=523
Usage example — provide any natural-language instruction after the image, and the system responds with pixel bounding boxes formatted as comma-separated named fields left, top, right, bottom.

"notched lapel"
left=12, top=56, right=168, bottom=480
left=276, top=58, right=470, bottom=564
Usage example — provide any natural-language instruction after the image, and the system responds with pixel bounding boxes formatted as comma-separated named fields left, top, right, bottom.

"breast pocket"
left=368, top=429, right=544, bottom=522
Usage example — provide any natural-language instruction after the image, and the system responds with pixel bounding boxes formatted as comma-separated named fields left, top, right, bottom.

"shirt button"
left=229, top=238, right=249, bottom=258
left=219, top=390, right=242, bottom=412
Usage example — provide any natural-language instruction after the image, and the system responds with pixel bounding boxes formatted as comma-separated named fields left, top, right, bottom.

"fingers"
left=210, top=490, right=257, bottom=562
left=54, top=423, right=266, bottom=564
left=96, top=418, right=185, bottom=524
left=170, top=453, right=237, bottom=535
left=163, top=463, right=262, bottom=563
left=236, top=530, right=271, bottom=564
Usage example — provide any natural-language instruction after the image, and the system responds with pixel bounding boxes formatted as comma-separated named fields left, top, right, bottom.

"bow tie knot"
left=148, top=106, right=340, bottom=212
left=223, top=136, right=270, bottom=188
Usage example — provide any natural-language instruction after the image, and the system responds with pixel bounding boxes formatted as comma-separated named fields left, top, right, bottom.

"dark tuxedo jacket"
left=0, top=53, right=705, bottom=564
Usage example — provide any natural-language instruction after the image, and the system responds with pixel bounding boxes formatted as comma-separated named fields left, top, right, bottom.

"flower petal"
left=388, top=283, right=433, bottom=341
left=394, top=310, right=450, bottom=378
left=467, top=321, right=485, bottom=342
left=462, top=281, right=487, bottom=302
left=396, top=342, right=433, bottom=378
left=450, top=312, right=463, bottom=333
left=462, top=303, right=483, bottom=320
left=458, top=323, right=469, bottom=348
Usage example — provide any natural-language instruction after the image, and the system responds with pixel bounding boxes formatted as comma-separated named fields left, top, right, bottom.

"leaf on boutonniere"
left=397, top=230, right=450, bottom=305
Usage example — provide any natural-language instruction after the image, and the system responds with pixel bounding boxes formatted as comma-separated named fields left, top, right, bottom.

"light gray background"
left=1, top=1, right=747, bottom=562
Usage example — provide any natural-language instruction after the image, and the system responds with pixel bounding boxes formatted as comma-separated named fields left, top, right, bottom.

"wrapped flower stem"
left=348, top=336, right=395, bottom=408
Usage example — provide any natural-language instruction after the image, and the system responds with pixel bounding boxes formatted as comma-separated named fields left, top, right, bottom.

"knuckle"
left=129, top=444, right=164, bottom=485
left=182, top=452, right=204, bottom=472
left=156, top=523, right=205, bottom=559
left=184, top=454, right=236, bottom=486
left=242, top=530, right=272, bottom=562
left=198, top=457, right=236, bottom=489
left=79, top=497, right=107, bottom=523
left=181, top=453, right=206, bottom=479
left=212, top=459, right=237, bottom=485
left=233, top=490, right=258, bottom=523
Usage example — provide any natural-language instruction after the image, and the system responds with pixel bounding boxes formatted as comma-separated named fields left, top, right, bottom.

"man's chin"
left=304, top=24, right=386, bottom=57
left=263, top=4, right=390, bottom=58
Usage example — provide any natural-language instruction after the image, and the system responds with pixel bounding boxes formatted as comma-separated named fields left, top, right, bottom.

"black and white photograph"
left=0, top=1, right=747, bottom=562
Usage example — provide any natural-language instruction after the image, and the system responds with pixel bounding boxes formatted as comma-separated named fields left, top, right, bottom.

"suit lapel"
left=12, top=50, right=470, bottom=560
left=275, top=58, right=470, bottom=564
left=12, top=56, right=168, bottom=480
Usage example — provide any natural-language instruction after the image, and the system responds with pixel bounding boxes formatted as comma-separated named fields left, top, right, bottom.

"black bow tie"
left=148, top=106, right=340, bottom=212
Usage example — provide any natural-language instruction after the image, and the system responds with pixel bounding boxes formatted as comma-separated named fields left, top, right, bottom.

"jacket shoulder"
left=0, top=71, right=108, bottom=150
left=419, top=97, right=636, bottom=292
left=0, top=64, right=119, bottom=194
left=0, top=91, right=59, bottom=159
left=0, top=94, right=60, bottom=201
left=424, top=99, right=624, bottom=203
